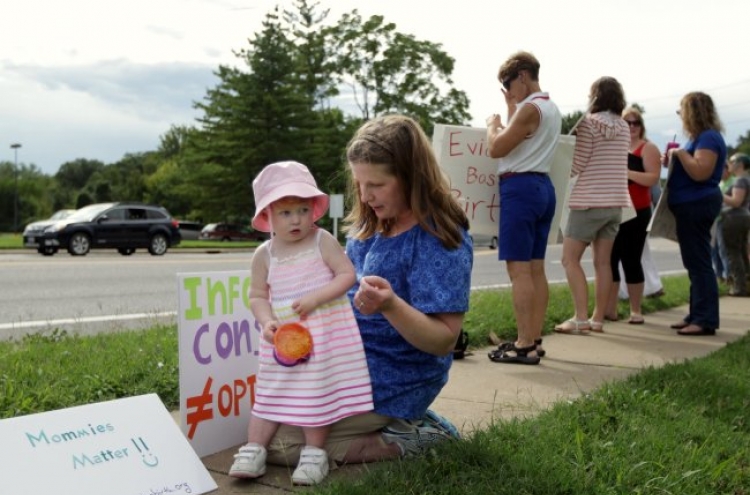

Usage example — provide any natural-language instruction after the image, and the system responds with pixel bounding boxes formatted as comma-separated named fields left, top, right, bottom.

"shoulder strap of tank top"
left=633, top=141, right=646, bottom=156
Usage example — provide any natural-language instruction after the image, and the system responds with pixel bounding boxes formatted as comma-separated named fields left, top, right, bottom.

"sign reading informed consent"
left=0, top=394, right=217, bottom=495
left=177, top=270, right=260, bottom=458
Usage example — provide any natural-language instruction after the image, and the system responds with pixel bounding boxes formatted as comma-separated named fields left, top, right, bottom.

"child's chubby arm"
left=292, top=230, right=356, bottom=318
left=249, top=244, right=278, bottom=344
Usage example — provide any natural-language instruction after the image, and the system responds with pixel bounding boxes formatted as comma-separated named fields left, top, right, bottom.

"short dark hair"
left=589, top=77, right=626, bottom=115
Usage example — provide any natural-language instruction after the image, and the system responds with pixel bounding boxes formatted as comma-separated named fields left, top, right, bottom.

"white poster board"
left=432, top=124, right=575, bottom=244
left=177, top=271, right=260, bottom=458
left=648, top=160, right=678, bottom=242
left=0, top=394, right=217, bottom=495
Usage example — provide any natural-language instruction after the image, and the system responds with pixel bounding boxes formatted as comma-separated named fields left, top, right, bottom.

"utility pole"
left=11, top=143, right=21, bottom=233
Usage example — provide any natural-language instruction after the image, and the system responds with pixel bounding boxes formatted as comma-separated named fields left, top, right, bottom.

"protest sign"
left=431, top=124, right=575, bottom=244
left=177, top=271, right=260, bottom=458
left=0, top=394, right=217, bottom=495
left=648, top=160, right=677, bottom=242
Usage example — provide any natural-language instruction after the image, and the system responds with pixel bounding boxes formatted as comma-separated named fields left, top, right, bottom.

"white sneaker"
left=291, top=446, right=329, bottom=485
left=228, top=443, right=267, bottom=478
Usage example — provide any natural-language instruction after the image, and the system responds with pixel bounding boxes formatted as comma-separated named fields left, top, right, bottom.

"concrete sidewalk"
left=199, top=297, right=749, bottom=494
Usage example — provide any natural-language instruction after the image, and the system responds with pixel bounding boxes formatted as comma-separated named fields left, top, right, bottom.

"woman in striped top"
left=554, top=77, right=631, bottom=335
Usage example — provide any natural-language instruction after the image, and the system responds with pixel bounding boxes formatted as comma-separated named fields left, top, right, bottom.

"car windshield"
left=65, top=203, right=116, bottom=222
left=50, top=209, right=75, bottom=220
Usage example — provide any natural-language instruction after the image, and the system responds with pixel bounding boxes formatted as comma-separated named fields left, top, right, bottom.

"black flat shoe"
left=677, top=326, right=716, bottom=336
left=670, top=320, right=690, bottom=330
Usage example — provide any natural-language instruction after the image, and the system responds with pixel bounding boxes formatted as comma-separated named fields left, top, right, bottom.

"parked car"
left=177, top=221, right=205, bottom=241
left=199, top=223, right=268, bottom=242
left=27, top=202, right=181, bottom=256
left=469, top=230, right=498, bottom=250
left=22, top=209, right=77, bottom=243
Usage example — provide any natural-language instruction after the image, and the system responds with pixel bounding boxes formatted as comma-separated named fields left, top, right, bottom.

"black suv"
left=27, top=202, right=182, bottom=256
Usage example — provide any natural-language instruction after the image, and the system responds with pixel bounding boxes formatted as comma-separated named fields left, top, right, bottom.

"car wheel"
left=38, top=246, right=58, bottom=256
left=490, top=237, right=498, bottom=250
left=118, top=248, right=136, bottom=256
left=221, top=236, right=230, bottom=242
left=148, top=234, right=169, bottom=255
left=67, top=233, right=91, bottom=255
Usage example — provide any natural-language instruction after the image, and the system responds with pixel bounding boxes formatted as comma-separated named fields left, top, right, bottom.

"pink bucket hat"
left=252, top=161, right=330, bottom=232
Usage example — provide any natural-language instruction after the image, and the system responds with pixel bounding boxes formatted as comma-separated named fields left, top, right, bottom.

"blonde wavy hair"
left=678, top=91, right=724, bottom=139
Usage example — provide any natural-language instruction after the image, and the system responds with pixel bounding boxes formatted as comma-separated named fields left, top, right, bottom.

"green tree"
left=281, top=0, right=352, bottom=194
left=730, top=129, right=750, bottom=156
left=142, top=125, right=205, bottom=219
left=331, top=10, right=471, bottom=135
left=187, top=7, right=325, bottom=222
left=0, top=162, right=57, bottom=231
left=55, top=159, right=105, bottom=190
left=181, top=1, right=474, bottom=221
left=561, top=110, right=584, bottom=135
left=53, top=158, right=105, bottom=211
left=282, top=0, right=338, bottom=108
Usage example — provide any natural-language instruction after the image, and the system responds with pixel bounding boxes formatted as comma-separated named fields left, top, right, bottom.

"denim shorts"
left=498, top=173, right=556, bottom=261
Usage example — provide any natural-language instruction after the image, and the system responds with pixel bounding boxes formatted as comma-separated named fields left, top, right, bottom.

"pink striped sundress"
left=252, top=230, right=374, bottom=427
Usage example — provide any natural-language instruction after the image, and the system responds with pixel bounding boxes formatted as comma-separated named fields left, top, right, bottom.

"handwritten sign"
left=432, top=124, right=575, bottom=244
left=177, top=271, right=260, bottom=458
left=0, top=394, right=217, bottom=495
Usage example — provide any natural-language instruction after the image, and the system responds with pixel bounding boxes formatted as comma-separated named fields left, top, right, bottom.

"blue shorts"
left=498, top=173, right=556, bottom=261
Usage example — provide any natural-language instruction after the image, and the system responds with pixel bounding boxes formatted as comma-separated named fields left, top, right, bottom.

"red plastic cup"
left=273, top=322, right=313, bottom=367
left=663, top=141, right=679, bottom=166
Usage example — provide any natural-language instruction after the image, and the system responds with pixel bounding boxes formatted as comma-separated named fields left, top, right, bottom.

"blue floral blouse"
left=346, top=225, right=473, bottom=420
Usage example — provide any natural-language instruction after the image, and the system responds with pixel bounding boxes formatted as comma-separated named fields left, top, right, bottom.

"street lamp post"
left=11, top=143, right=21, bottom=233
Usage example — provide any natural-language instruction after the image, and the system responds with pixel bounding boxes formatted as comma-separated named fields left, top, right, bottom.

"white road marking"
left=0, top=311, right=177, bottom=331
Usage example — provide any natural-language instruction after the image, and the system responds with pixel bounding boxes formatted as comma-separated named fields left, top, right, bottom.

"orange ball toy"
left=273, top=322, right=313, bottom=366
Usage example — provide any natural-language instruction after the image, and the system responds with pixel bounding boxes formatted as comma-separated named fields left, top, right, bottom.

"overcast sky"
left=2, top=0, right=749, bottom=175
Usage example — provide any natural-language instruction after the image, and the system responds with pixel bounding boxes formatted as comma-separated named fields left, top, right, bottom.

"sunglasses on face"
left=502, top=73, right=520, bottom=91
left=625, top=120, right=641, bottom=127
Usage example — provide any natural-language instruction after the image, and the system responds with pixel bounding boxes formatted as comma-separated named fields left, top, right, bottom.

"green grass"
left=313, top=335, right=750, bottom=494
left=0, top=274, right=705, bottom=418
left=2, top=274, right=747, bottom=494
left=0, top=233, right=21, bottom=249
left=0, top=327, right=179, bottom=418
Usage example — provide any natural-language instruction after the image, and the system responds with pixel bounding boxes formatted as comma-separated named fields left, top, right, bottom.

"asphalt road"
left=0, top=237, right=685, bottom=339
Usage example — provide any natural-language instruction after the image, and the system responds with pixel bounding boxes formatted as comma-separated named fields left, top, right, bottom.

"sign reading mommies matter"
left=0, top=394, right=217, bottom=495
left=432, top=124, right=575, bottom=244
left=177, top=270, right=260, bottom=458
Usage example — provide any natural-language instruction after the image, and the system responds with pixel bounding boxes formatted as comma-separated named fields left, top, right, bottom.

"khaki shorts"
left=564, top=208, right=622, bottom=243
left=266, top=412, right=393, bottom=467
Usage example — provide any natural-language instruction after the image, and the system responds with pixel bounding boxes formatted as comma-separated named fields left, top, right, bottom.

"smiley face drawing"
left=131, top=437, right=159, bottom=467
